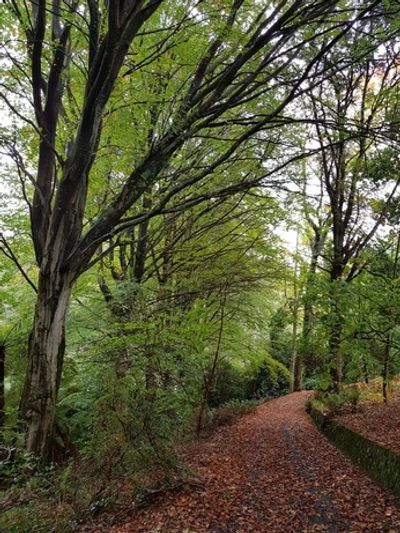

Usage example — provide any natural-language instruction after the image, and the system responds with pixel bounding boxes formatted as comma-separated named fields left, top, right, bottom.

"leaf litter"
left=88, top=392, right=400, bottom=532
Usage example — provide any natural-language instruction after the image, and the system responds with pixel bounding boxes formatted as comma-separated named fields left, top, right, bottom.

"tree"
left=308, top=39, right=400, bottom=391
left=297, top=183, right=330, bottom=390
left=0, top=0, right=388, bottom=460
left=348, top=234, right=400, bottom=401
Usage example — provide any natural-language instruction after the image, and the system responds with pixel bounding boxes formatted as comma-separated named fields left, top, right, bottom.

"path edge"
left=307, top=406, right=400, bottom=499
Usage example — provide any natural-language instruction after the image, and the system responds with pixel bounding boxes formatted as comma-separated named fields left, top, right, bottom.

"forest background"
left=1, top=1, right=400, bottom=529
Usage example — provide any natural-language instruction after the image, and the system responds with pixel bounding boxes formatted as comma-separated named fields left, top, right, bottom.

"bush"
left=302, top=376, right=320, bottom=390
left=208, top=361, right=250, bottom=407
left=315, top=386, right=360, bottom=416
left=0, top=461, right=86, bottom=533
left=247, top=357, right=290, bottom=399
left=344, top=386, right=360, bottom=407
left=205, top=399, right=258, bottom=432
left=208, top=356, right=290, bottom=410
left=323, top=393, right=347, bottom=414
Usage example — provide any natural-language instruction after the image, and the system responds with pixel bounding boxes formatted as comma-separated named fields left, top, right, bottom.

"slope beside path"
left=98, top=392, right=400, bottom=532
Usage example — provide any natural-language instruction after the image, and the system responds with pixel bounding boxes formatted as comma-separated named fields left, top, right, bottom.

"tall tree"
left=309, top=40, right=400, bottom=391
left=292, top=185, right=330, bottom=391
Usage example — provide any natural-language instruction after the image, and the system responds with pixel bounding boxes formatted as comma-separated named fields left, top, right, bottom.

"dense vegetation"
left=1, top=0, right=400, bottom=529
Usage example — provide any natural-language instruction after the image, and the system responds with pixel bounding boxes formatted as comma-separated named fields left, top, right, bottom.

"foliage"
left=206, top=399, right=259, bottom=432
left=208, top=360, right=252, bottom=407
left=312, top=387, right=361, bottom=416
left=1, top=1, right=400, bottom=527
left=247, top=357, right=291, bottom=400
left=268, top=307, right=292, bottom=367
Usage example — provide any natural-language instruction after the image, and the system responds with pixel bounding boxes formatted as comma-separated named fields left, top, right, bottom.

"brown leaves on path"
left=94, top=392, right=400, bottom=532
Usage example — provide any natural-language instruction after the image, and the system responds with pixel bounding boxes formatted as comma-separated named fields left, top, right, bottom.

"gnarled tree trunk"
left=20, top=267, right=73, bottom=462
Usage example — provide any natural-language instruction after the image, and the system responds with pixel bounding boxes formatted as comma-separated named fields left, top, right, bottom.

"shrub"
left=323, top=393, right=347, bottom=414
left=208, top=361, right=250, bottom=407
left=247, top=357, right=290, bottom=399
left=344, top=386, right=360, bottom=407
left=0, top=461, right=84, bottom=533
left=315, top=386, right=361, bottom=416
left=206, top=399, right=258, bottom=431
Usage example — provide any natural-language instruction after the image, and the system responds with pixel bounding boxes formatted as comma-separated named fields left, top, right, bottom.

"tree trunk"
left=362, top=356, right=369, bottom=384
left=291, top=316, right=301, bottom=392
left=329, top=318, right=343, bottom=393
left=19, top=269, right=72, bottom=462
left=382, top=233, right=400, bottom=403
left=329, top=265, right=344, bottom=393
left=382, top=337, right=390, bottom=403
left=0, top=343, right=5, bottom=431
left=291, top=233, right=301, bottom=392
left=300, top=222, right=327, bottom=383
left=292, top=352, right=302, bottom=392
left=301, top=290, right=315, bottom=378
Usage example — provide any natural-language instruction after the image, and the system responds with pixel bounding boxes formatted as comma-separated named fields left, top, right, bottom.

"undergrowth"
left=0, top=400, right=260, bottom=532
left=309, top=376, right=400, bottom=417
left=201, top=399, right=259, bottom=435
left=309, top=386, right=361, bottom=416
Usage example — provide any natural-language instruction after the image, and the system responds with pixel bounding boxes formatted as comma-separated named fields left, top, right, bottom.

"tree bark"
left=292, top=353, right=302, bottom=392
left=0, top=343, right=5, bottom=431
left=362, top=356, right=369, bottom=384
left=19, top=268, right=72, bottom=462
left=291, top=303, right=301, bottom=391
left=382, top=336, right=390, bottom=403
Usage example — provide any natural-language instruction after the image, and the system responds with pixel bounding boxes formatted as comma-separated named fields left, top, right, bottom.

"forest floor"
left=335, top=377, right=400, bottom=456
left=88, top=391, right=400, bottom=533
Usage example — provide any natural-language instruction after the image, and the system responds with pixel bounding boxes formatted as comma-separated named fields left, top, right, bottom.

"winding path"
left=107, top=392, right=400, bottom=532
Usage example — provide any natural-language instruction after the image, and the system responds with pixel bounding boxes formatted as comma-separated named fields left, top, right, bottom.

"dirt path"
left=105, top=392, right=400, bottom=532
